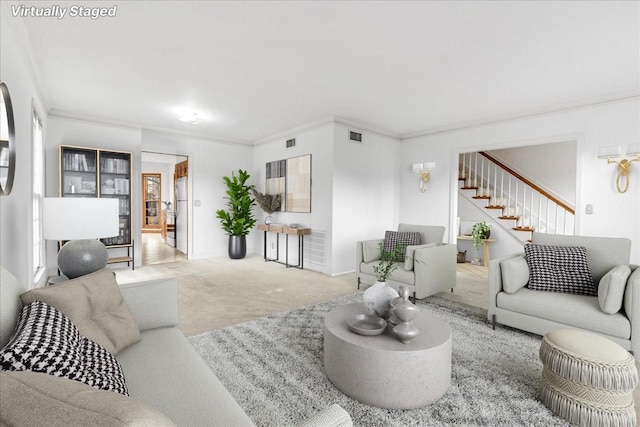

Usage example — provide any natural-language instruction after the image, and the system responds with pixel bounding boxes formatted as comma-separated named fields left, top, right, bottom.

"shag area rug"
left=189, top=293, right=569, bottom=426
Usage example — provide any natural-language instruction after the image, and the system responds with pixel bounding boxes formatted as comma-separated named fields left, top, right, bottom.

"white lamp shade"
left=411, top=163, right=424, bottom=172
left=626, top=144, right=640, bottom=156
left=424, top=162, right=436, bottom=170
left=43, top=197, right=119, bottom=240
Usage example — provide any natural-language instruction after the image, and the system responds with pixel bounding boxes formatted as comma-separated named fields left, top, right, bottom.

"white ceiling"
left=11, top=0, right=640, bottom=144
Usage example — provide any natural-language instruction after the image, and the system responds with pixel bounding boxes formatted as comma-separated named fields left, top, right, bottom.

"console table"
left=457, top=235, right=496, bottom=267
left=257, top=224, right=311, bottom=269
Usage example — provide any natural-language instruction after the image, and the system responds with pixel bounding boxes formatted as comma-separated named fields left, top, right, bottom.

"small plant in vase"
left=364, top=243, right=405, bottom=319
left=471, top=221, right=491, bottom=250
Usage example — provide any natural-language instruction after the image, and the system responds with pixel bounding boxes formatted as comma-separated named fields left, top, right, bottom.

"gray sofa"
left=356, top=224, right=457, bottom=300
left=0, top=266, right=352, bottom=426
left=488, top=233, right=640, bottom=354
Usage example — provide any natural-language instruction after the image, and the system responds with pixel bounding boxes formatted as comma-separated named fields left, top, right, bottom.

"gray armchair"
left=356, top=224, right=457, bottom=300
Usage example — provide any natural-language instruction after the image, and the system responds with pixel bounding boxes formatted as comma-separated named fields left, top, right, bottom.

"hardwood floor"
left=141, top=232, right=186, bottom=265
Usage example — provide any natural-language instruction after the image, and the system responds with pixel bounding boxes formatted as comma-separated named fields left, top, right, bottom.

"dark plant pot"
left=481, top=230, right=490, bottom=239
left=228, top=235, right=246, bottom=259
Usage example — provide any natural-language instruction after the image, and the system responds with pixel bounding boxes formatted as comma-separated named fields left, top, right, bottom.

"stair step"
left=499, top=216, right=519, bottom=220
left=513, top=226, right=535, bottom=232
left=460, top=186, right=478, bottom=190
left=485, top=205, right=505, bottom=210
left=472, top=196, right=491, bottom=200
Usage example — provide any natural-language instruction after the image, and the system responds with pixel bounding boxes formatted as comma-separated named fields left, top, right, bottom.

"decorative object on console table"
left=251, top=189, right=281, bottom=225
left=43, top=197, right=119, bottom=279
left=471, top=221, right=491, bottom=250
left=216, top=169, right=256, bottom=259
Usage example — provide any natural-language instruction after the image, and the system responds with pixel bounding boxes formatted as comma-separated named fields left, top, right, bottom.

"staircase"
left=458, top=152, right=575, bottom=244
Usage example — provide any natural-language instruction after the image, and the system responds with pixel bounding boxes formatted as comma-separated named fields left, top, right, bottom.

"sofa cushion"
left=501, top=256, right=530, bottom=294
left=362, top=240, right=382, bottom=263
left=0, top=371, right=175, bottom=427
left=0, top=301, right=128, bottom=395
left=524, top=244, right=596, bottom=296
left=117, top=327, right=255, bottom=426
left=404, top=243, right=436, bottom=271
left=496, top=288, right=630, bottom=340
left=21, top=268, right=140, bottom=355
left=598, top=265, right=632, bottom=314
left=384, top=231, right=421, bottom=261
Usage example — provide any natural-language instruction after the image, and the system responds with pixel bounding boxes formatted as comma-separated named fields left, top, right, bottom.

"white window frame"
left=32, top=107, right=45, bottom=282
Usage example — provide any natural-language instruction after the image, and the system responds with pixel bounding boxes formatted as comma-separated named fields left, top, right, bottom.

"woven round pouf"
left=539, top=329, right=638, bottom=427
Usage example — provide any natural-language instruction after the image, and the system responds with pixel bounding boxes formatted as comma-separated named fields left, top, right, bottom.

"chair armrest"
left=119, top=277, right=179, bottom=332
left=297, top=404, right=353, bottom=427
left=624, top=266, right=640, bottom=355
left=488, top=253, right=524, bottom=320
left=412, top=244, right=457, bottom=298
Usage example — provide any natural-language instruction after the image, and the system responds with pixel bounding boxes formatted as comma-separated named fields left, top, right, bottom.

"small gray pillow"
left=598, top=265, right=631, bottom=314
left=403, top=243, right=436, bottom=271
left=501, top=256, right=530, bottom=294
left=362, top=240, right=382, bottom=263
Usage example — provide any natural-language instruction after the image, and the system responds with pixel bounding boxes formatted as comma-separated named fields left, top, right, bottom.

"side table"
left=257, top=224, right=311, bottom=269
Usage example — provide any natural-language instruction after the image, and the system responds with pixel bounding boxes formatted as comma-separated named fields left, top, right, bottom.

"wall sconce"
left=411, top=162, right=436, bottom=193
left=597, top=144, right=640, bottom=193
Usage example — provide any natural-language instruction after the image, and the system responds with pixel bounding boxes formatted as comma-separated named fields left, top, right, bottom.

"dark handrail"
left=479, top=151, right=575, bottom=215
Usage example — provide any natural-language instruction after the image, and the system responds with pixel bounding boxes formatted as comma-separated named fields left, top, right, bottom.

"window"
left=32, top=108, right=44, bottom=281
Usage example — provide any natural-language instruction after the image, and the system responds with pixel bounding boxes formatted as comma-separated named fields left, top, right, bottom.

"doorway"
left=141, top=151, right=188, bottom=266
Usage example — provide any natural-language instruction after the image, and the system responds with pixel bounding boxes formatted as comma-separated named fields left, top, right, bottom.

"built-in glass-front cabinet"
left=59, top=145, right=134, bottom=267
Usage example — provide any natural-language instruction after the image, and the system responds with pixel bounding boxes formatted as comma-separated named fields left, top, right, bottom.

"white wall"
left=252, top=122, right=335, bottom=275
left=141, top=130, right=253, bottom=259
left=488, top=141, right=576, bottom=205
left=331, top=123, right=400, bottom=275
left=400, top=98, right=640, bottom=264
left=0, top=9, right=47, bottom=287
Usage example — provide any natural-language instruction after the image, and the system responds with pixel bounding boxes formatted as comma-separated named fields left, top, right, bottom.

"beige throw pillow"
left=598, top=264, right=631, bottom=314
left=21, top=268, right=140, bottom=354
left=501, top=256, right=530, bottom=294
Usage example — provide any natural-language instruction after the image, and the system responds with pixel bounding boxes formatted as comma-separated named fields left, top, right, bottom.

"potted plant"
left=364, top=243, right=406, bottom=319
left=216, top=169, right=257, bottom=259
left=251, top=189, right=281, bottom=224
left=471, top=221, right=491, bottom=250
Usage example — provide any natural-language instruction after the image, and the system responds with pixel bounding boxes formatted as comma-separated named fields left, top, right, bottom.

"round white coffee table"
left=323, top=302, right=451, bottom=409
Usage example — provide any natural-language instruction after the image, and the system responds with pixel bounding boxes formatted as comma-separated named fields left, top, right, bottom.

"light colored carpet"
left=189, top=293, right=569, bottom=427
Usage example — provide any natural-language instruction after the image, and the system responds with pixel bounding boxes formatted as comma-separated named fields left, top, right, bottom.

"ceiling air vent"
left=286, top=138, right=296, bottom=148
left=349, top=131, right=362, bottom=143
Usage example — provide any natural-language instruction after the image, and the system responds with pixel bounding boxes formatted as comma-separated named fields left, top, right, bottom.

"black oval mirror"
left=0, top=81, right=16, bottom=196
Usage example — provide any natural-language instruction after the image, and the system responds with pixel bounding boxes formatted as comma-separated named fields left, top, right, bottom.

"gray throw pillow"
left=362, top=240, right=382, bottom=263
left=501, top=256, right=530, bottom=294
left=598, top=264, right=631, bottom=314
left=21, top=268, right=140, bottom=355
left=384, top=231, right=421, bottom=261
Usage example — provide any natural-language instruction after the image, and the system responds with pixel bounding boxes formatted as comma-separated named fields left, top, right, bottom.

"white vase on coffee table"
left=363, top=281, right=399, bottom=319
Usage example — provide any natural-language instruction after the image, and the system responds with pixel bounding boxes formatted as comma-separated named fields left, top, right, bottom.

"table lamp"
left=43, top=197, right=119, bottom=279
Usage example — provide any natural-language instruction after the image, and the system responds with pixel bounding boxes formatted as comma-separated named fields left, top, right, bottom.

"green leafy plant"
left=373, top=242, right=407, bottom=282
left=471, top=221, right=491, bottom=250
left=216, top=170, right=257, bottom=236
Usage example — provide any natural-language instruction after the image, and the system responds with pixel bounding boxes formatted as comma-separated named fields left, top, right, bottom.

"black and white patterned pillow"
left=524, top=244, right=596, bottom=296
left=0, top=301, right=128, bottom=395
left=384, top=231, right=422, bottom=261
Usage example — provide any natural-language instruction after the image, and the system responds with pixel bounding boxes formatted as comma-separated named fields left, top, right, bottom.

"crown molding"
left=48, top=109, right=253, bottom=146
left=401, top=92, right=640, bottom=140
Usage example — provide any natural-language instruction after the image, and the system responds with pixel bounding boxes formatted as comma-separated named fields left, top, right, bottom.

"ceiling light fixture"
left=178, top=111, right=201, bottom=125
